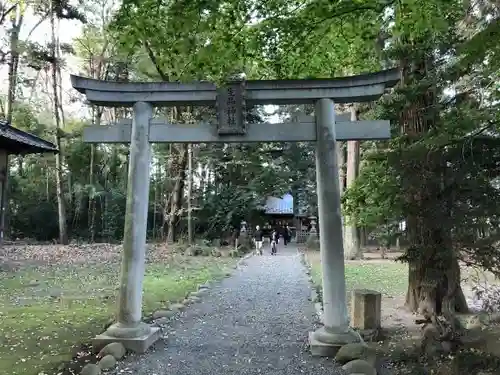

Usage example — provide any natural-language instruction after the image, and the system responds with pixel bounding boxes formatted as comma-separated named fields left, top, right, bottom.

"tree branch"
left=0, top=3, right=18, bottom=26
left=268, top=0, right=397, bottom=76
left=144, top=40, right=168, bottom=81
left=26, top=11, right=51, bottom=40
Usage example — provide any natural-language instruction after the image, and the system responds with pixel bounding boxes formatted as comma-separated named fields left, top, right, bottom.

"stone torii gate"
left=71, top=68, right=399, bottom=356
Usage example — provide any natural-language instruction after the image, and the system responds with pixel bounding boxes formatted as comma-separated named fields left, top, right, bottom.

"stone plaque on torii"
left=71, top=68, right=400, bottom=356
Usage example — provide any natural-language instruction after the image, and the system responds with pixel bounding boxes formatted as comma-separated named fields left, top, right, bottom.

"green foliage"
left=343, top=156, right=402, bottom=228
left=341, top=0, right=500, bottom=279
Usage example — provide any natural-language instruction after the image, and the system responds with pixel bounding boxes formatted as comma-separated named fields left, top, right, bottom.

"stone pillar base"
left=92, top=322, right=161, bottom=354
left=309, top=326, right=362, bottom=357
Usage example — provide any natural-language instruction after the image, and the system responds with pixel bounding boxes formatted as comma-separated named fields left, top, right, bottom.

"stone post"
left=238, top=220, right=250, bottom=250
left=309, top=98, right=360, bottom=356
left=93, top=101, right=161, bottom=353
left=309, top=216, right=317, bottom=234
left=306, top=215, right=319, bottom=249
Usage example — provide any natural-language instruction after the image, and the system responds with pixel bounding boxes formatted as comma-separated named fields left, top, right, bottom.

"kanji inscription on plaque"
left=216, top=81, right=246, bottom=135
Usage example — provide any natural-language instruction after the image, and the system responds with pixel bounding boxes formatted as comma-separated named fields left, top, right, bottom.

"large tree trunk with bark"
left=406, top=258, right=469, bottom=316
left=404, top=217, right=469, bottom=316
left=399, top=52, right=468, bottom=315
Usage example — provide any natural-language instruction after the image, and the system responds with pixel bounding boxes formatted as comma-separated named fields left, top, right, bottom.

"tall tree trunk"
left=337, top=142, right=346, bottom=193
left=344, top=104, right=362, bottom=260
left=50, top=4, right=68, bottom=245
left=153, top=159, right=162, bottom=241
left=398, top=49, right=468, bottom=315
left=89, top=143, right=96, bottom=242
left=167, top=144, right=188, bottom=243
left=88, top=107, right=103, bottom=243
left=0, top=6, right=24, bottom=244
left=199, top=164, right=207, bottom=201
left=162, top=144, right=173, bottom=240
left=187, top=144, right=193, bottom=245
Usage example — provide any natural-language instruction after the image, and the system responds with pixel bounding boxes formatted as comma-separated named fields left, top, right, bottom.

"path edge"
left=297, top=247, right=324, bottom=324
left=236, top=251, right=254, bottom=269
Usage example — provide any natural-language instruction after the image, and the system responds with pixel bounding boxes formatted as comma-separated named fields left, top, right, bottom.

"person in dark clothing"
left=270, top=229, right=279, bottom=255
left=253, top=225, right=264, bottom=255
left=283, top=225, right=291, bottom=245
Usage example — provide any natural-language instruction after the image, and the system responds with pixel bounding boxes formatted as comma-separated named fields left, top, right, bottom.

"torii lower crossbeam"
left=82, top=116, right=390, bottom=144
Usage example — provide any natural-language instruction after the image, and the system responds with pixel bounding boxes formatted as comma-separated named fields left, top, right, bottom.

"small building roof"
left=0, top=119, right=58, bottom=154
left=265, top=194, right=294, bottom=215
left=257, top=192, right=312, bottom=216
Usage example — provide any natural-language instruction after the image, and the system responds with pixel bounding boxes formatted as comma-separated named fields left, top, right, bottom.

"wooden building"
left=260, top=193, right=313, bottom=241
left=0, top=119, right=58, bottom=242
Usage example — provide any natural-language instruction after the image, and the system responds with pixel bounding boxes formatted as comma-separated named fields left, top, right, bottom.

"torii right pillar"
left=309, top=98, right=361, bottom=356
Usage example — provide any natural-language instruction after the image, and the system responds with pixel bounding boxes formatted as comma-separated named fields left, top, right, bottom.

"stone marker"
left=351, top=289, right=382, bottom=330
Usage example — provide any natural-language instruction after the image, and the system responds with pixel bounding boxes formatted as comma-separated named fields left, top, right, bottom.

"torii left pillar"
left=92, top=102, right=160, bottom=353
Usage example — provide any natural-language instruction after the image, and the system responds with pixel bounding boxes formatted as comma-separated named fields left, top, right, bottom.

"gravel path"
left=111, top=244, right=342, bottom=375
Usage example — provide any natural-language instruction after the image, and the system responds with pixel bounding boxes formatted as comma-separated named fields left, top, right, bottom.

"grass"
left=306, top=250, right=500, bottom=375
left=0, top=252, right=236, bottom=375
left=306, top=251, right=408, bottom=297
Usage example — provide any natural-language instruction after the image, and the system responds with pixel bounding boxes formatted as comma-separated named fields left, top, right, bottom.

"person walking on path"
left=270, top=228, right=279, bottom=255
left=283, top=225, right=291, bottom=246
left=253, top=225, right=264, bottom=255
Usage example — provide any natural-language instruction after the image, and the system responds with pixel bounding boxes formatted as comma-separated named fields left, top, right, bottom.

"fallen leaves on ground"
left=0, top=242, right=237, bottom=375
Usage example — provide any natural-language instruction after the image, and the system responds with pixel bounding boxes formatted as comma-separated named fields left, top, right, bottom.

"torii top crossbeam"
left=70, top=68, right=399, bottom=107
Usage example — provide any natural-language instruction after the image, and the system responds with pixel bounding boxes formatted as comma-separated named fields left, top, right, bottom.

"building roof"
left=260, top=193, right=311, bottom=216
left=265, top=194, right=294, bottom=215
left=0, top=119, right=58, bottom=154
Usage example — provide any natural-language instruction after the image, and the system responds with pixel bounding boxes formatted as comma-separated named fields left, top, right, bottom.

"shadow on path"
left=111, top=244, right=342, bottom=375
